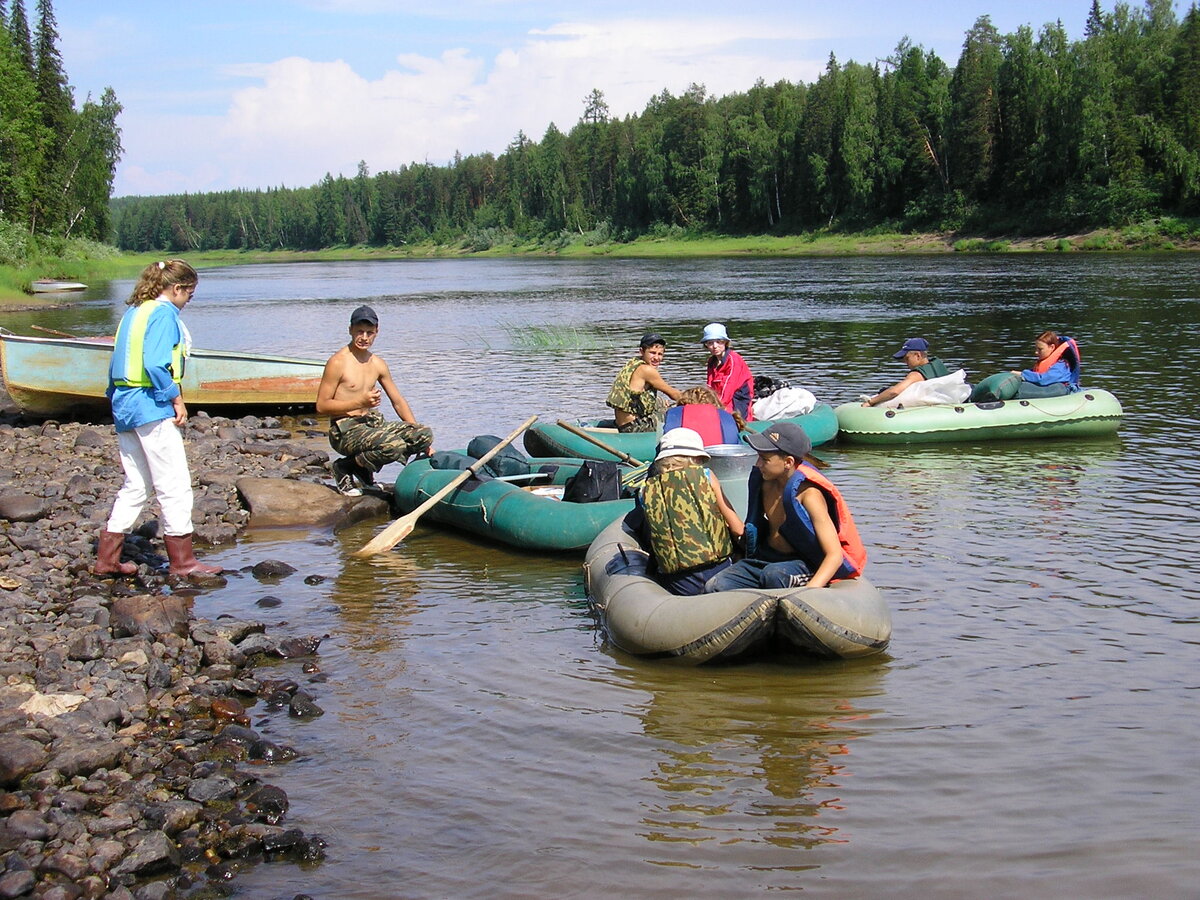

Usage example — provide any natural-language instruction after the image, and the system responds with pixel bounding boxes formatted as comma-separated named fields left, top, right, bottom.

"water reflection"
left=612, top=659, right=886, bottom=874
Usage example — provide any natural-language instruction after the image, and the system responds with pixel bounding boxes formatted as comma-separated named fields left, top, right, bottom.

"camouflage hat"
left=655, top=427, right=710, bottom=463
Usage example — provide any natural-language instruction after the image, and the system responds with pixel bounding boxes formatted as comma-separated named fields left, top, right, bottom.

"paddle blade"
left=352, top=515, right=416, bottom=557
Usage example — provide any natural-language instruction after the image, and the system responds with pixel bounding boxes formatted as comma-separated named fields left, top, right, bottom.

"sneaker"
left=351, top=454, right=377, bottom=489
left=332, top=458, right=362, bottom=497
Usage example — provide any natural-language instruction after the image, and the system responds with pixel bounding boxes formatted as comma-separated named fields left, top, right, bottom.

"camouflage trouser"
left=617, top=414, right=660, bottom=434
left=617, top=395, right=671, bottom=433
left=328, top=411, right=433, bottom=472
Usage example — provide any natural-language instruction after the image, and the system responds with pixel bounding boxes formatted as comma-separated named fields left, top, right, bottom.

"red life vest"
left=662, top=405, right=741, bottom=445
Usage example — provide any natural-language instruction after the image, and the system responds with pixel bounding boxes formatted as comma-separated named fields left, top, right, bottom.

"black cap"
left=639, top=332, right=666, bottom=348
left=350, top=305, right=378, bottom=327
left=745, top=422, right=812, bottom=461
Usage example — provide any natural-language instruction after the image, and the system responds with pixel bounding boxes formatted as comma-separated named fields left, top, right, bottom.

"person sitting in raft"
left=628, top=427, right=744, bottom=596
left=702, top=322, right=755, bottom=421
left=1012, top=331, right=1081, bottom=398
left=704, top=422, right=866, bottom=593
left=663, top=386, right=744, bottom=446
left=606, top=332, right=683, bottom=433
left=861, top=337, right=950, bottom=407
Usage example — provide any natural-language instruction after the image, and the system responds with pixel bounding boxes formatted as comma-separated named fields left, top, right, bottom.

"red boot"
left=164, top=534, right=224, bottom=577
left=95, top=530, right=137, bottom=576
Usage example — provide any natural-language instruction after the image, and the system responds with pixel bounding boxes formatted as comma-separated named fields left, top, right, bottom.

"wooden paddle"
left=353, top=414, right=538, bottom=558
left=555, top=419, right=646, bottom=466
left=31, top=325, right=79, bottom=338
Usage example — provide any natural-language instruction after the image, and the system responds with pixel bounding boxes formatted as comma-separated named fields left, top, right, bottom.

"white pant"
left=105, top=418, right=195, bottom=536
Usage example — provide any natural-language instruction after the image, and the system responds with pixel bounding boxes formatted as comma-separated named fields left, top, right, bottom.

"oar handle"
left=31, top=325, right=80, bottom=339
left=353, top=414, right=538, bottom=557
left=555, top=419, right=646, bottom=466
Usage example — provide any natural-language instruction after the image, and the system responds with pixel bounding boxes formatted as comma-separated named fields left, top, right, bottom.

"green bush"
left=0, top=221, right=34, bottom=266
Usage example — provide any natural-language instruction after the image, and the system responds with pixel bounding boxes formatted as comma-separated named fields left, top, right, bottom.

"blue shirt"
left=107, top=300, right=183, bottom=432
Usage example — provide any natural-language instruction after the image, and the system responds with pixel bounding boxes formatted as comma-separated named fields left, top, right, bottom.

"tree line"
left=0, top=0, right=122, bottom=244
left=105, top=1, right=1200, bottom=252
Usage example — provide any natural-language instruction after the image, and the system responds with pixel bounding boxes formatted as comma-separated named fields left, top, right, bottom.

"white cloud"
left=116, top=16, right=830, bottom=194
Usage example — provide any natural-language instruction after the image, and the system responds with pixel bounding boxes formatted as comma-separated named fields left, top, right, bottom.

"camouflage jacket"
left=606, top=357, right=657, bottom=419
left=640, top=466, right=734, bottom=574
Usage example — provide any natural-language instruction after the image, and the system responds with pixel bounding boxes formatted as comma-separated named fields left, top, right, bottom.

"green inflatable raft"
left=523, top=403, right=840, bottom=462
left=834, top=389, right=1123, bottom=444
left=392, top=455, right=633, bottom=552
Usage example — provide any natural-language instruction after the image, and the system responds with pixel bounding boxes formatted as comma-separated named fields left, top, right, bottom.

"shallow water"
left=35, top=255, right=1200, bottom=897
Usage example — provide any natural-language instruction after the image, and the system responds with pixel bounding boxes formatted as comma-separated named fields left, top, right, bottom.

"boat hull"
left=584, top=517, right=891, bottom=664
left=0, top=332, right=324, bottom=416
left=392, top=456, right=634, bottom=552
left=523, top=403, right=840, bottom=462
left=834, top=390, right=1123, bottom=444
left=30, top=281, right=86, bottom=293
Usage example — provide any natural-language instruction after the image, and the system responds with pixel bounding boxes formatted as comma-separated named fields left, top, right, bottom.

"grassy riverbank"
left=3, top=218, right=1198, bottom=307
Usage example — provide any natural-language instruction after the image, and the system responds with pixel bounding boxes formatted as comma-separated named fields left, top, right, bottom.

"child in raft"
left=628, top=428, right=744, bottom=596
left=705, top=422, right=866, bottom=593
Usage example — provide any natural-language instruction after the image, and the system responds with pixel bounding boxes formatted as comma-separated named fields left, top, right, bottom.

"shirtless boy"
left=606, top=332, right=683, bottom=433
left=316, top=305, right=433, bottom=496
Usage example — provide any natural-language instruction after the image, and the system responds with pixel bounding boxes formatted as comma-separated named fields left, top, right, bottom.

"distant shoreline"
left=3, top=225, right=1197, bottom=306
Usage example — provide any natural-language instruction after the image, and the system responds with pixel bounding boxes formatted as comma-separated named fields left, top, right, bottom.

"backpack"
left=562, top=460, right=622, bottom=503
left=466, top=435, right=532, bottom=478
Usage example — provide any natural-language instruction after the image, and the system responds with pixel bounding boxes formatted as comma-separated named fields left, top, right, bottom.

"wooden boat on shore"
left=834, top=389, right=1123, bottom=444
left=30, top=280, right=87, bottom=293
left=393, top=455, right=634, bottom=552
left=0, top=329, right=324, bottom=417
left=584, top=517, right=891, bottom=664
left=523, top=403, right=840, bottom=462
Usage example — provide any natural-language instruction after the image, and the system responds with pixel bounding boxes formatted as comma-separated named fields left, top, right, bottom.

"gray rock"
left=0, top=869, right=36, bottom=898
left=47, top=738, right=124, bottom=778
left=235, top=476, right=359, bottom=526
left=0, top=735, right=48, bottom=787
left=111, top=830, right=180, bottom=876
left=4, top=809, right=52, bottom=840
left=110, top=595, right=191, bottom=638
left=0, top=493, right=48, bottom=523
left=65, top=625, right=107, bottom=661
left=186, top=774, right=238, bottom=803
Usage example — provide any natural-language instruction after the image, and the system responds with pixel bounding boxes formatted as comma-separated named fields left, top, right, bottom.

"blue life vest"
left=745, top=466, right=865, bottom=580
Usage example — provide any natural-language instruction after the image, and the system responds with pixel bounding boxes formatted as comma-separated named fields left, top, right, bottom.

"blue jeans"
left=658, top=558, right=733, bottom=596
left=704, top=556, right=812, bottom=592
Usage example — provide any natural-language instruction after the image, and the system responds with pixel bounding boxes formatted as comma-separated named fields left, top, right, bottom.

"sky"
left=48, top=0, right=1175, bottom=198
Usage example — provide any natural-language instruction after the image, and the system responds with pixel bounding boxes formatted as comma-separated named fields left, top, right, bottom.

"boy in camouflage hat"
left=316, top=305, right=433, bottom=496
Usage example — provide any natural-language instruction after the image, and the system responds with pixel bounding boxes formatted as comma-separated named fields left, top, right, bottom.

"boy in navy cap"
left=316, top=305, right=433, bottom=496
left=861, top=337, right=950, bottom=407
left=705, top=422, right=866, bottom=593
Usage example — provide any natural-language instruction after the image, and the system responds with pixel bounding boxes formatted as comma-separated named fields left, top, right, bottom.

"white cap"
left=655, top=427, right=710, bottom=463
left=701, top=322, right=729, bottom=343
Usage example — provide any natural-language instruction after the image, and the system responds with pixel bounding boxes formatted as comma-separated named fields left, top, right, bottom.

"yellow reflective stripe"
left=113, top=302, right=183, bottom=387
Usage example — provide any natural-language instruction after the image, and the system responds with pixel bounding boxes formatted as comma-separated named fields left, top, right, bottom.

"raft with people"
left=522, top=403, right=840, bottom=462
left=834, top=388, right=1123, bottom=444
left=583, top=516, right=892, bottom=664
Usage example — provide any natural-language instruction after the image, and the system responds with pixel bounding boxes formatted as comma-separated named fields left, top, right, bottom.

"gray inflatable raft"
left=583, top=517, right=892, bottom=664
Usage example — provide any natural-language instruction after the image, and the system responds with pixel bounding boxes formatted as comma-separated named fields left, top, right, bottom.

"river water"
left=21, top=255, right=1200, bottom=898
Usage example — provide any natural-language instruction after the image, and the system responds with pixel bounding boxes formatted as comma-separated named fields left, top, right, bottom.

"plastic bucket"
left=705, top=443, right=757, bottom=519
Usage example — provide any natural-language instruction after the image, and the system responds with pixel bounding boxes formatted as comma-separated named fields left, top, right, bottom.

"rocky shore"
left=0, top=396, right=389, bottom=899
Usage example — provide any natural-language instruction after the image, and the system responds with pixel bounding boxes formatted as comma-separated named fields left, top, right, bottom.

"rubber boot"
left=95, top=530, right=136, bottom=576
left=163, top=534, right=223, bottom=577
